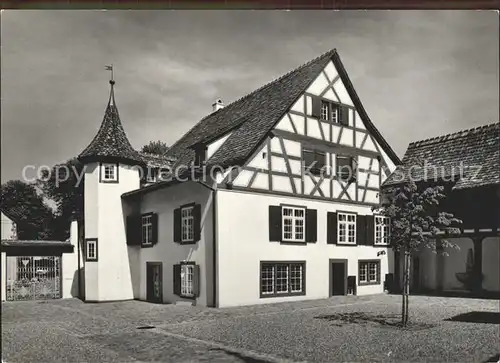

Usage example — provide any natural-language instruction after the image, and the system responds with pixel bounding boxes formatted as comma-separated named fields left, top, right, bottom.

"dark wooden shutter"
left=305, top=209, right=317, bottom=243
left=126, top=216, right=141, bottom=246
left=340, top=106, right=349, bottom=126
left=151, top=213, right=159, bottom=245
left=366, top=215, right=375, bottom=245
left=356, top=215, right=366, bottom=245
left=193, top=264, right=200, bottom=297
left=269, top=206, right=282, bottom=242
left=173, top=264, right=181, bottom=296
left=193, top=204, right=202, bottom=242
left=311, top=97, right=321, bottom=118
left=327, top=212, right=337, bottom=244
left=173, top=208, right=181, bottom=243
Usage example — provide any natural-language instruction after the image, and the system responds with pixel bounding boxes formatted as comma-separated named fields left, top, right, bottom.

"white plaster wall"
left=62, top=220, right=83, bottom=299
left=131, top=181, right=214, bottom=307
left=84, top=162, right=140, bottom=301
left=216, top=189, right=392, bottom=307
left=482, top=237, right=500, bottom=292
left=207, top=133, right=231, bottom=161
left=1, top=251, right=6, bottom=301
left=1, top=212, right=17, bottom=240
left=83, top=163, right=99, bottom=300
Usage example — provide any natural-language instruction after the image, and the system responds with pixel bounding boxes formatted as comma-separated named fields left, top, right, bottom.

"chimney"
left=212, top=98, right=224, bottom=112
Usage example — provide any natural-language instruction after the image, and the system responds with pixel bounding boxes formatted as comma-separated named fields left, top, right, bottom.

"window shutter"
left=173, top=264, right=181, bottom=296
left=366, top=215, right=375, bottom=245
left=151, top=213, right=159, bottom=245
left=193, top=204, right=202, bottom=242
left=340, top=106, right=350, bottom=126
left=327, top=212, right=337, bottom=244
left=305, top=209, right=317, bottom=243
left=269, top=206, right=282, bottom=242
left=126, top=216, right=141, bottom=246
left=173, top=208, right=181, bottom=243
left=356, top=215, right=366, bottom=245
left=193, top=264, right=200, bottom=297
left=311, top=97, right=321, bottom=118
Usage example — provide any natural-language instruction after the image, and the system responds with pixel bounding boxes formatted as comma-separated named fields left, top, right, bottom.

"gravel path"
left=2, top=294, right=499, bottom=362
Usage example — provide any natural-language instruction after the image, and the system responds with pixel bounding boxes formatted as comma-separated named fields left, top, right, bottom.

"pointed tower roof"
left=78, top=79, right=143, bottom=165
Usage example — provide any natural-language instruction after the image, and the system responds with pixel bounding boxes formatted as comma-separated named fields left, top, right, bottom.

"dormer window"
left=195, top=147, right=207, bottom=167
left=146, top=168, right=158, bottom=183
left=101, top=163, right=118, bottom=183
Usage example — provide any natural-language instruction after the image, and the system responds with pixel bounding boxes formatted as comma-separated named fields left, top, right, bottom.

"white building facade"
left=78, top=49, right=401, bottom=307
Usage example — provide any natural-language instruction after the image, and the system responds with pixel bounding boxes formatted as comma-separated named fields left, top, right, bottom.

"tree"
left=374, top=178, right=461, bottom=327
left=37, top=157, right=84, bottom=240
left=141, top=140, right=169, bottom=155
left=0, top=180, right=55, bottom=240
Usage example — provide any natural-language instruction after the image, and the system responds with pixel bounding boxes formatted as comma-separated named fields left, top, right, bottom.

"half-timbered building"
left=76, top=49, right=400, bottom=307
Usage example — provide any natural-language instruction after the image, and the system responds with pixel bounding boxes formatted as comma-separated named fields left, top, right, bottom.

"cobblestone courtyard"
left=2, top=294, right=499, bottom=362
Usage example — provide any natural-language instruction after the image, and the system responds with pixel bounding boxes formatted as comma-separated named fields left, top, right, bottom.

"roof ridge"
left=408, top=122, right=499, bottom=148
left=199, top=48, right=337, bottom=121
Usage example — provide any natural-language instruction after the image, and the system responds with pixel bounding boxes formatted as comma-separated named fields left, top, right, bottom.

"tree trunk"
left=404, top=252, right=411, bottom=326
left=401, top=250, right=411, bottom=327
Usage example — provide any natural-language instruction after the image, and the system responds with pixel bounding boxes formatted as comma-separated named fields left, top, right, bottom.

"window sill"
left=100, top=179, right=119, bottom=184
left=374, top=243, right=390, bottom=247
left=178, top=240, right=198, bottom=245
left=141, top=243, right=155, bottom=248
left=260, top=291, right=306, bottom=298
left=336, top=242, right=357, bottom=247
left=358, top=281, right=380, bottom=286
left=179, top=294, right=196, bottom=300
left=280, top=239, right=307, bottom=244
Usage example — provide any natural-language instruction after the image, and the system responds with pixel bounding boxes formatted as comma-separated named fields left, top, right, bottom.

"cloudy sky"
left=1, top=10, right=498, bottom=183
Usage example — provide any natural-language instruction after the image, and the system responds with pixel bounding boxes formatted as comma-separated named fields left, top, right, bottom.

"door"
left=331, top=261, right=347, bottom=296
left=146, top=262, right=163, bottom=303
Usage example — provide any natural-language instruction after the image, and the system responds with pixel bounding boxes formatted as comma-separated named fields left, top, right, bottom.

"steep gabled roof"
left=78, top=80, right=143, bottom=165
left=165, top=48, right=400, bottom=172
left=383, top=122, right=499, bottom=190
left=0, top=205, right=23, bottom=224
left=138, top=151, right=176, bottom=169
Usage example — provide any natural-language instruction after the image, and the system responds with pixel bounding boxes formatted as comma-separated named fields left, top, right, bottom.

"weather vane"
left=105, top=64, right=114, bottom=83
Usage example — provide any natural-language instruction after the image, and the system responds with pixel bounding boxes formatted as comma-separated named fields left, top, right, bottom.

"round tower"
left=78, top=77, right=143, bottom=302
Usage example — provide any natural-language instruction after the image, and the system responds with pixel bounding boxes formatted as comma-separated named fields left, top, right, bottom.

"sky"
left=1, top=10, right=498, bottom=183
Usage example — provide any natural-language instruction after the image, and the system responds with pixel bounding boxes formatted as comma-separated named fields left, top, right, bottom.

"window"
left=142, top=214, right=153, bottom=246
left=374, top=216, right=390, bottom=245
left=338, top=212, right=356, bottom=244
left=180, top=264, right=194, bottom=298
left=101, top=163, right=118, bottom=182
left=85, top=239, right=98, bottom=261
left=320, top=100, right=339, bottom=123
left=336, top=155, right=355, bottom=181
left=359, top=260, right=380, bottom=285
left=181, top=206, right=194, bottom=242
left=260, top=262, right=305, bottom=297
left=282, top=206, right=305, bottom=242
left=303, top=147, right=326, bottom=176
left=146, top=169, right=157, bottom=183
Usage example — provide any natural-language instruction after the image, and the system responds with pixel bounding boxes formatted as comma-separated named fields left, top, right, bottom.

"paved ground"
left=2, top=294, right=499, bottom=362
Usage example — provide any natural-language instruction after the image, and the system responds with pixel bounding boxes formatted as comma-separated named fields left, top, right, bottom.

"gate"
left=6, top=256, right=61, bottom=301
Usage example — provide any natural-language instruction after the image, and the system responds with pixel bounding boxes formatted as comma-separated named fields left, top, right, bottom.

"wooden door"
left=331, top=262, right=347, bottom=296
left=146, top=262, right=163, bottom=303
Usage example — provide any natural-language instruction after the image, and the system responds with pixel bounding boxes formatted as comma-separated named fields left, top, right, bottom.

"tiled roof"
left=78, top=81, right=143, bottom=165
left=383, top=122, right=500, bottom=190
left=0, top=205, right=23, bottom=224
left=138, top=152, right=176, bottom=169
left=1, top=240, right=70, bottom=247
left=165, top=48, right=400, bottom=172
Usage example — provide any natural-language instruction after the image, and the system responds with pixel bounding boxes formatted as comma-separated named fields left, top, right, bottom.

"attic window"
left=195, top=148, right=207, bottom=167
